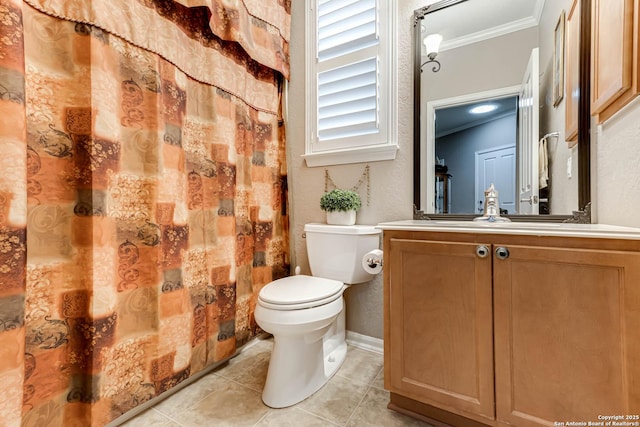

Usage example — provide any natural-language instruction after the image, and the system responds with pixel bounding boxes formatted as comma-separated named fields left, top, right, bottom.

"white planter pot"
left=326, top=210, right=356, bottom=225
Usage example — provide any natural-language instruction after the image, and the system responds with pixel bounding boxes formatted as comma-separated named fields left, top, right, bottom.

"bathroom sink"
left=376, top=220, right=640, bottom=239
left=426, top=220, right=563, bottom=228
left=377, top=219, right=567, bottom=232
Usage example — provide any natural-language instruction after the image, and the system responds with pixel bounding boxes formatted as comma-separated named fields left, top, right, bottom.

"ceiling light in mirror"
left=469, top=104, right=498, bottom=114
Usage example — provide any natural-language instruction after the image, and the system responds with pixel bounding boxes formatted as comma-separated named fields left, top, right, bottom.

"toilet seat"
left=258, top=275, right=345, bottom=311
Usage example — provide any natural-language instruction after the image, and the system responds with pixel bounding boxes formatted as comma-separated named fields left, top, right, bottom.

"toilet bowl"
left=255, top=275, right=347, bottom=408
left=254, top=223, right=381, bottom=408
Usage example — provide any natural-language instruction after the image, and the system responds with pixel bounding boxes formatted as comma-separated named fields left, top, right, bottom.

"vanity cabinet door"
left=591, top=0, right=639, bottom=122
left=493, top=244, right=640, bottom=427
left=385, top=237, right=495, bottom=422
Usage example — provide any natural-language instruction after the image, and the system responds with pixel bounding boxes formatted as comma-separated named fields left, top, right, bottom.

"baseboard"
left=345, top=330, right=383, bottom=354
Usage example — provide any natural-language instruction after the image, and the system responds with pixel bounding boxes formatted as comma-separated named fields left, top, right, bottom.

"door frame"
left=517, top=47, right=540, bottom=215
left=423, top=85, right=521, bottom=214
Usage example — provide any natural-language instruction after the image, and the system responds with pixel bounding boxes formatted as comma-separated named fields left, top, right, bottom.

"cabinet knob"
left=495, top=247, right=510, bottom=260
left=476, top=245, right=489, bottom=258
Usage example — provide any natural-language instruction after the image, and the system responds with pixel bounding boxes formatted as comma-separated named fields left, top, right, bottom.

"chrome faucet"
left=473, top=184, right=511, bottom=223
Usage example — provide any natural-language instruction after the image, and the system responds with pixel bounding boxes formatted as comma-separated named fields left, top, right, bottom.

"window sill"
left=302, top=144, right=399, bottom=167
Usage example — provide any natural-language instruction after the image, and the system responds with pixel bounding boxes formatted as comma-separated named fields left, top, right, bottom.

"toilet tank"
left=304, top=223, right=381, bottom=284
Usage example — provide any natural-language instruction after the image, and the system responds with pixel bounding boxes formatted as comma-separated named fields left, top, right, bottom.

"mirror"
left=413, top=0, right=591, bottom=222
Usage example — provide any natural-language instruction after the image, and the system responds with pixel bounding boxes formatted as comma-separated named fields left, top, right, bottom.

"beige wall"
left=287, top=0, right=640, bottom=340
left=418, top=27, right=538, bottom=213
left=538, top=0, right=579, bottom=214
left=594, top=98, right=640, bottom=227
left=287, top=1, right=421, bottom=339
left=421, top=28, right=538, bottom=103
left=538, top=0, right=640, bottom=224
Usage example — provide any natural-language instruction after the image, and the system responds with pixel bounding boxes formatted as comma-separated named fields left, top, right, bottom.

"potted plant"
left=320, top=189, right=362, bottom=225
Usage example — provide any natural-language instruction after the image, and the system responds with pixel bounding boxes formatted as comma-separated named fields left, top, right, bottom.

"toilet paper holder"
left=365, top=256, right=383, bottom=269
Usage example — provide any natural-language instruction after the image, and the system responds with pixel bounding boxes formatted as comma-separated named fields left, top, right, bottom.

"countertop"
left=376, top=220, right=640, bottom=240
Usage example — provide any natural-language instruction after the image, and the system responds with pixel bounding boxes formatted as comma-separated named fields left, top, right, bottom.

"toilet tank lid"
left=304, top=223, right=381, bottom=235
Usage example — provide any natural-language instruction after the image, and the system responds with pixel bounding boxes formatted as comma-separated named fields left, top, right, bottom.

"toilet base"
left=261, top=309, right=347, bottom=408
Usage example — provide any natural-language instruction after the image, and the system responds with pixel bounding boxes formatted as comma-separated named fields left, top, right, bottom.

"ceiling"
left=421, top=0, right=545, bottom=51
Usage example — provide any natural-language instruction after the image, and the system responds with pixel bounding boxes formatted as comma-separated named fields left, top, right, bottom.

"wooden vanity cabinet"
left=384, top=230, right=640, bottom=427
left=493, top=243, right=640, bottom=426
left=385, top=237, right=495, bottom=421
left=591, top=0, right=640, bottom=122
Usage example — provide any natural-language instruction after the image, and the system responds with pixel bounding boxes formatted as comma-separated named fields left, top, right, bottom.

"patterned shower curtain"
left=0, top=0, right=290, bottom=425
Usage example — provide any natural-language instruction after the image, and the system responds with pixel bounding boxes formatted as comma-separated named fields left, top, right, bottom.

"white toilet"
left=254, top=223, right=382, bottom=408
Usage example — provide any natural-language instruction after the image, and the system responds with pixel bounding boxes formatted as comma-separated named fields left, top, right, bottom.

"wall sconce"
left=422, top=33, right=443, bottom=72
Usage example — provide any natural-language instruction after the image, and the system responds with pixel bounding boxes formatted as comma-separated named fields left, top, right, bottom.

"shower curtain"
left=0, top=0, right=290, bottom=425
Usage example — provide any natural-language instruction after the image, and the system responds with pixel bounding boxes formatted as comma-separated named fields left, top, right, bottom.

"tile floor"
left=121, top=336, right=432, bottom=427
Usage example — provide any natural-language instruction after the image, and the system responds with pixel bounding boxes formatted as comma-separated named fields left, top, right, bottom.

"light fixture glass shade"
left=423, top=33, right=443, bottom=57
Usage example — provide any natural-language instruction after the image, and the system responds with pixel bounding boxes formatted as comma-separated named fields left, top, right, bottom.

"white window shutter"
left=318, top=57, right=378, bottom=141
left=318, top=0, right=378, bottom=61
left=304, top=0, right=397, bottom=167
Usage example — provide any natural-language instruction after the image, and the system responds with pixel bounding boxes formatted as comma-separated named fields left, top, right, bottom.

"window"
left=304, top=0, right=397, bottom=167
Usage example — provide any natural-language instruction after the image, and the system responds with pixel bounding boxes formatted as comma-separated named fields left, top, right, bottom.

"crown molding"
left=440, top=16, right=538, bottom=52
left=420, top=0, right=546, bottom=54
